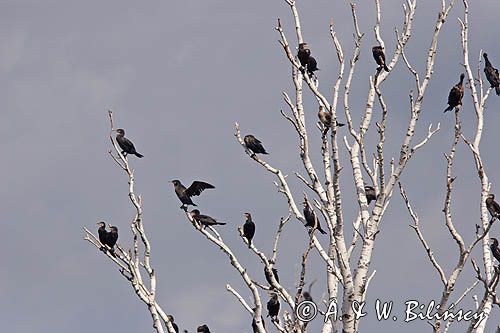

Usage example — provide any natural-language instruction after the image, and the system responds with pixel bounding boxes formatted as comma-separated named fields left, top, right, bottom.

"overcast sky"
left=2, top=0, right=500, bottom=332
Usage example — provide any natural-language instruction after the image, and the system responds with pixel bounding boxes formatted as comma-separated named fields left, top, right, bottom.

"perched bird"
left=306, top=56, right=319, bottom=78
left=372, top=46, right=389, bottom=72
left=115, top=129, right=144, bottom=158
left=190, top=209, right=226, bottom=227
left=444, top=74, right=465, bottom=113
left=243, top=213, right=256, bottom=248
left=486, top=194, right=500, bottom=219
left=107, top=226, right=119, bottom=250
left=167, top=315, right=179, bottom=333
left=97, top=221, right=108, bottom=249
left=483, top=53, right=500, bottom=96
left=267, top=294, right=280, bottom=320
left=318, top=107, right=345, bottom=134
left=364, top=185, right=377, bottom=205
left=171, top=180, right=215, bottom=210
left=244, top=135, right=268, bottom=155
left=303, top=201, right=327, bottom=235
left=490, top=238, right=500, bottom=264
left=264, top=267, right=280, bottom=286
left=297, top=42, right=311, bottom=67
left=197, top=325, right=211, bottom=333
left=302, top=280, right=316, bottom=302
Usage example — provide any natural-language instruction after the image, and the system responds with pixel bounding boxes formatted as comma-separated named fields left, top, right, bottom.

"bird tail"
left=217, top=222, right=227, bottom=225
left=318, top=227, right=327, bottom=235
left=263, top=151, right=269, bottom=155
left=496, top=86, right=500, bottom=96
left=248, top=240, right=252, bottom=248
left=135, top=152, right=144, bottom=158
left=444, top=105, right=453, bottom=113
left=337, top=122, right=346, bottom=127
left=383, top=65, right=389, bottom=72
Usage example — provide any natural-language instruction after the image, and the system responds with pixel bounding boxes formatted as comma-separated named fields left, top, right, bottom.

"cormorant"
left=483, top=53, right=500, bottom=96
left=243, top=213, right=256, bottom=248
left=267, top=293, right=280, bottom=320
left=306, top=56, right=319, bottom=78
left=107, top=225, right=119, bottom=250
left=190, top=209, right=226, bottom=227
left=364, top=185, right=377, bottom=205
left=444, top=74, right=465, bottom=113
left=264, top=267, right=280, bottom=286
left=167, top=315, right=179, bottom=333
left=303, top=201, right=327, bottom=234
left=244, top=135, right=268, bottom=155
left=171, top=180, right=215, bottom=210
left=115, top=129, right=144, bottom=158
left=318, top=107, right=345, bottom=134
left=97, top=221, right=108, bottom=249
left=302, top=280, right=316, bottom=302
left=372, top=46, right=389, bottom=72
left=297, top=43, right=311, bottom=67
left=197, top=325, right=211, bottom=333
left=490, top=238, right=500, bottom=263
left=486, top=193, right=500, bottom=219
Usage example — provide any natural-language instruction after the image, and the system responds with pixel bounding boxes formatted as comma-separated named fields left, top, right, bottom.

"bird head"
left=483, top=52, right=489, bottom=59
left=115, top=128, right=125, bottom=135
left=490, top=238, right=499, bottom=247
left=364, top=185, right=374, bottom=191
left=298, top=42, right=308, bottom=49
left=244, top=212, right=252, bottom=220
left=460, top=73, right=465, bottom=82
left=190, top=209, right=200, bottom=216
left=167, top=314, right=174, bottom=322
left=171, top=180, right=180, bottom=186
left=372, top=45, right=383, bottom=51
left=97, top=221, right=106, bottom=228
left=109, top=225, right=118, bottom=232
left=488, top=193, right=495, bottom=200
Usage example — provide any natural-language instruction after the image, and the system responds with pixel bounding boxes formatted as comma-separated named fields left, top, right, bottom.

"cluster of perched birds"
left=94, top=44, right=500, bottom=332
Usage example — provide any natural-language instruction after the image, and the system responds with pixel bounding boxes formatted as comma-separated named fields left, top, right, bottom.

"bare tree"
left=84, top=1, right=499, bottom=332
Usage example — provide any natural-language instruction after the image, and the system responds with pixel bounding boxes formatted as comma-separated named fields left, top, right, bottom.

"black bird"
left=264, top=267, right=280, bottom=286
left=115, top=129, right=143, bottom=158
left=318, top=107, right=345, bottom=134
left=107, top=225, right=119, bottom=250
left=171, top=179, right=215, bottom=210
left=302, top=280, right=316, bottom=302
left=364, top=185, right=377, bottom=205
left=190, top=209, right=226, bottom=227
left=444, top=74, right=465, bottom=112
left=267, top=294, right=280, bottom=320
left=306, top=56, right=319, bottom=78
left=97, top=221, right=108, bottom=250
left=486, top=194, right=500, bottom=219
left=197, top=325, right=211, bottom=333
left=167, top=315, right=179, bottom=333
left=303, top=201, right=327, bottom=235
left=244, top=135, right=268, bottom=155
left=243, top=213, right=256, bottom=248
left=483, top=53, right=500, bottom=96
left=490, top=238, right=500, bottom=264
left=372, top=46, right=389, bottom=72
left=297, top=42, right=311, bottom=67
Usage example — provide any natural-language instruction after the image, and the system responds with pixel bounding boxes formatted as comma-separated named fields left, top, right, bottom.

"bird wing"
left=186, top=181, right=215, bottom=197
left=447, top=86, right=460, bottom=104
left=493, top=200, right=500, bottom=214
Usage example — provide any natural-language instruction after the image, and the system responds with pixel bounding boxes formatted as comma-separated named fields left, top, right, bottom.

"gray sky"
left=2, top=0, right=500, bottom=332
